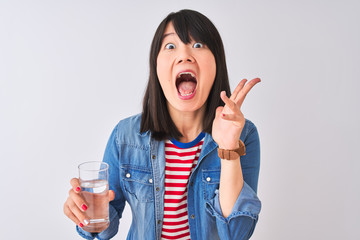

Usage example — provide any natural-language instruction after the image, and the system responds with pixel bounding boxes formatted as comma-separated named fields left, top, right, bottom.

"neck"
left=168, top=104, right=205, bottom=143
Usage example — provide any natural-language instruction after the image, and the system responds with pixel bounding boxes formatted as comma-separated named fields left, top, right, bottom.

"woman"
left=64, top=9, right=261, bottom=240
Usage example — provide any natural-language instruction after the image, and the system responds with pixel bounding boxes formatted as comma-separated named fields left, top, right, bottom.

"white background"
left=1, top=0, right=359, bottom=239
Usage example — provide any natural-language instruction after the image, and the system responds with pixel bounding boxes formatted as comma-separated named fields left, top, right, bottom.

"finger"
left=221, top=112, right=244, bottom=122
left=215, top=106, right=224, bottom=118
left=221, top=91, right=240, bottom=114
left=64, top=204, right=82, bottom=226
left=109, top=190, right=115, bottom=202
left=235, top=78, right=261, bottom=106
left=70, top=178, right=81, bottom=193
left=68, top=199, right=90, bottom=226
left=230, top=79, right=247, bottom=101
left=69, top=188, right=88, bottom=212
left=64, top=200, right=88, bottom=227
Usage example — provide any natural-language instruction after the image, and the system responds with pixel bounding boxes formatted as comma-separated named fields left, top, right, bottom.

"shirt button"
left=190, top=214, right=195, bottom=219
left=149, top=178, right=153, bottom=184
left=156, top=187, right=160, bottom=191
left=157, top=220, right=162, bottom=224
left=152, top=155, right=156, bottom=160
left=206, top=177, right=211, bottom=182
left=190, top=182, right=194, bottom=187
left=126, top=173, right=131, bottom=178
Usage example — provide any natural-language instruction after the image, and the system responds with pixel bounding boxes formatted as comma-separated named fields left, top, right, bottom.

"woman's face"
left=156, top=22, right=216, bottom=115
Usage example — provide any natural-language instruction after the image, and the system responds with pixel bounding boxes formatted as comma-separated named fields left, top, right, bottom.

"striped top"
left=161, top=132, right=205, bottom=240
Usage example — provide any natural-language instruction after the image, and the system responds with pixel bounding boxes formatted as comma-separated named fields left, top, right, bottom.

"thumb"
left=109, top=190, right=115, bottom=201
left=215, top=106, right=224, bottom=118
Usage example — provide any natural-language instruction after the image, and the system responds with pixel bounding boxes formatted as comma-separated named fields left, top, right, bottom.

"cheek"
left=156, top=57, right=173, bottom=97
left=209, top=54, right=217, bottom=76
left=156, top=56, right=172, bottom=83
left=202, top=56, right=216, bottom=87
left=156, top=59, right=164, bottom=80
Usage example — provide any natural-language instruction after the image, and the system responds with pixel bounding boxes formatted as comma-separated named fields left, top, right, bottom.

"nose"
left=176, top=46, right=195, bottom=64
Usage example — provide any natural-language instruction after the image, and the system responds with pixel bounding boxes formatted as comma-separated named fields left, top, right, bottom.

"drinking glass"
left=78, top=161, right=109, bottom=232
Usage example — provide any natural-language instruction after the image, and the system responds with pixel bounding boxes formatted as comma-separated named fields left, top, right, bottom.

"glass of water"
left=78, top=161, right=109, bottom=232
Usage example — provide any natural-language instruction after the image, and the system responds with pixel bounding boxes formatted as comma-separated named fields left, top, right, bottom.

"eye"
left=193, top=42, right=203, bottom=48
left=165, top=43, right=176, bottom=49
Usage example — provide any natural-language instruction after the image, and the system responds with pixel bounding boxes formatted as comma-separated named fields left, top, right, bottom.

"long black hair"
left=140, top=9, right=231, bottom=141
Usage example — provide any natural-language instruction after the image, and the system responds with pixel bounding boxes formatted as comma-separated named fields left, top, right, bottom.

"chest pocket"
left=121, top=165, right=154, bottom=203
left=202, top=169, right=221, bottom=201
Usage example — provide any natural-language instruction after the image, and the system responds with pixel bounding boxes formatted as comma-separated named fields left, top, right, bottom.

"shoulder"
left=113, top=113, right=150, bottom=149
left=116, top=113, right=142, bottom=131
left=244, top=118, right=257, bottom=132
left=240, top=118, right=259, bottom=143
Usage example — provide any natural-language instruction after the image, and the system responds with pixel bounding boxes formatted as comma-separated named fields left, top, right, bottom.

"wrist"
left=218, top=142, right=239, bottom=150
left=218, top=140, right=246, bottom=160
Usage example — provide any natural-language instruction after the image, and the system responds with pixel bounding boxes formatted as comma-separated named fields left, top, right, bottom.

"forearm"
left=218, top=157, right=244, bottom=218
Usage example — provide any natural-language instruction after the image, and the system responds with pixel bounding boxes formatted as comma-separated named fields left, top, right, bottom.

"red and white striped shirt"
left=161, top=134, right=205, bottom=240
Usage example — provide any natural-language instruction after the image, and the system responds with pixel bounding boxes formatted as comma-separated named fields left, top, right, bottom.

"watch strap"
left=217, top=140, right=246, bottom=160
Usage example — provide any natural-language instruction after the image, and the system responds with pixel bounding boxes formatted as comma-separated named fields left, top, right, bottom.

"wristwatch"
left=217, top=140, right=246, bottom=160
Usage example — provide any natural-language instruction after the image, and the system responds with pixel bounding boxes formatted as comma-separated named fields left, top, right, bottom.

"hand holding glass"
left=78, top=161, right=110, bottom=232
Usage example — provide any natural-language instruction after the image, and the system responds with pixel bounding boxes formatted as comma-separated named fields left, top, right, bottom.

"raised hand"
left=212, top=78, right=261, bottom=149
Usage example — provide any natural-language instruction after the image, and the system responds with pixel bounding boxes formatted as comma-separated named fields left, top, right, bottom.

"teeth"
left=178, top=72, right=195, bottom=78
left=180, top=91, right=194, bottom=96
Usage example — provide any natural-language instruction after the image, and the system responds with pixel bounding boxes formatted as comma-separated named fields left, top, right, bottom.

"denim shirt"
left=77, top=114, right=261, bottom=240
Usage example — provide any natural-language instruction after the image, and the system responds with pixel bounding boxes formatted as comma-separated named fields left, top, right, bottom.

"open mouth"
left=175, top=72, right=197, bottom=97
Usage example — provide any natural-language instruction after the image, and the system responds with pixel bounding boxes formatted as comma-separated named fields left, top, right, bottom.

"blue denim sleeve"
left=76, top=125, right=126, bottom=240
left=205, top=182, right=261, bottom=239
left=205, top=122, right=261, bottom=239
